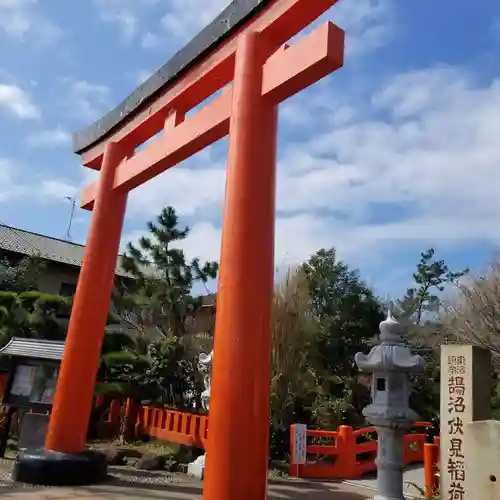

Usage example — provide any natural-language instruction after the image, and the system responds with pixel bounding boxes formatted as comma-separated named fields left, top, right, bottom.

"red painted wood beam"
left=79, top=0, right=340, bottom=171
left=80, top=22, right=344, bottom=210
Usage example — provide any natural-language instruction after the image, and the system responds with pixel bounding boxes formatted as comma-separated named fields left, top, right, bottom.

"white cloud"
left=140, top=0, right=227, bottom=48
left=0, top=0, right=63, bottom=44
left=138, top=0, right=395, bottom=61
left=93, top=0, right=159, bottom=41
left=120, top=63, right=500, bottom=273
left=158, top=0, right=227, bottom=42
left=127, top=151, right=226, bottom=218
left=0, top=158, right=24, bottom=202
left=0, top=83, right=40, bottom=119
left=63, top=79, right=110, bottom=121
left=38, top=179, right=79, bottom=201
left=371, top=66, right=467, bottom=119
left=330, top=0, right=395, bottom=56
left=140, top=31, right=162, bottom=49
left=28, top=127, right=71, bottom=148
left=0, top=159, right=86, bottom=208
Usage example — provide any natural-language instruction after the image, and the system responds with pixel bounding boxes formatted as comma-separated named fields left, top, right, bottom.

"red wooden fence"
left=0, top=375, right=435, bottom=483
left=289, top=421, right=430, bottom=479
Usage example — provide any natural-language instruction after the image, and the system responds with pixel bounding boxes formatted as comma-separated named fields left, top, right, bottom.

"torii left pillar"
left=13, top=142, right=130, bottom=484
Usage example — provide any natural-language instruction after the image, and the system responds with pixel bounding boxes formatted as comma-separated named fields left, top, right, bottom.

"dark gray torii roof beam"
left=73, top=0, right=273, bottom=155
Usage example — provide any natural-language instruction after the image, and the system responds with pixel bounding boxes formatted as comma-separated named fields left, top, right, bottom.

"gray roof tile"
left=0, top=224, right=129, bottom=277
left=0, top=337, right=65, bottom=361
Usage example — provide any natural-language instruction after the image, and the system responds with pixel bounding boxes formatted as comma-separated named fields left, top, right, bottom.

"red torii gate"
left=14, top=1, right=345, bottom=498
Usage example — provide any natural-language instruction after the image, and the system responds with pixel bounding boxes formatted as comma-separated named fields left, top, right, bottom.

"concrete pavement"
left=0, top=464, right=425, bottom=499
left=0, top=478, right=374, bottom=500
left=345, top=464, right=424, bottom=499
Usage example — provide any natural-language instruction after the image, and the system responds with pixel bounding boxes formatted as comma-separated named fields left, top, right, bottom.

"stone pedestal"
left=12, top=449, right=107, bottom=486
left=465, top=420, right=500, bottom=499
left=373, top=428, right=407, bottom=500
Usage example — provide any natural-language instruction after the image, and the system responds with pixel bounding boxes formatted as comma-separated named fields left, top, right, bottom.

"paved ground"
left=0, top=461, right=425, bottom=499
left=0, top=478, right=374, bottom=499
left=346, top=464, right=424, bottom=499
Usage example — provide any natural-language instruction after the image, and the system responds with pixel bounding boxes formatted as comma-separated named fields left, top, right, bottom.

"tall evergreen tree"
left=116, top=206, right=218, bottom=338
left=302, top=248, right=384, bottom=378
left=399, top=248, right=468, bottom=325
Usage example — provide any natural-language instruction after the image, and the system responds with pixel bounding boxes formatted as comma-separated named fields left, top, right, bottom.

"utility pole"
left=64, top=196, right=76, bottom=241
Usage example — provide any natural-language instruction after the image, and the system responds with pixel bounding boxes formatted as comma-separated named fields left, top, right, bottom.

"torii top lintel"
left=78, top=0, right=344, bottom=210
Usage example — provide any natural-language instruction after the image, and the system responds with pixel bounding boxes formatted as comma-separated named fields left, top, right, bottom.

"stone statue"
left=198, top=350, right=213, bottom=411
left=188, top=349, right=213, bottom=480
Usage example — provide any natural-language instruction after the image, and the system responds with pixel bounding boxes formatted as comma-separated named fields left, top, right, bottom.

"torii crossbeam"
left=13, top=0, right=344, bottom=497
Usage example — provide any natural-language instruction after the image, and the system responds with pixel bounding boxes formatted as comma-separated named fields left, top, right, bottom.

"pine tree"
left=399, top=248, right=468, bottom=325
left=117, top=206, right=218, bottom=338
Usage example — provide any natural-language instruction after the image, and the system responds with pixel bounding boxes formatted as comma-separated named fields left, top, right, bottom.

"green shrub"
left=18, top=291, right=45, bottom=312
left=0, top=292, right=19, bottom=310
left=34, top=294, right=71, bottom=318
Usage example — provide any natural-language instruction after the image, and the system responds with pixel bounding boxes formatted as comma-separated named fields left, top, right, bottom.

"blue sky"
left=0, top=0, right=499, bottom=300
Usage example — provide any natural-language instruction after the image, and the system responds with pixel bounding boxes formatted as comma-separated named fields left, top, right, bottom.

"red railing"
left=0, top=377, right=438, bottom=482
left=137, top=405, right=209, bottom=448
left=289, top=421, right=431, bottom=479
left=97, top=398, right=209, bottom=449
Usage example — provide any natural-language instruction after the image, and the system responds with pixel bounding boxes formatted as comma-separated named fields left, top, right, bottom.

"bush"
left=0, top=291, right=69, bottom=342
left=34, top=294, right=71, bottom=318
left=18, top=291, right=45, bottom=313
left=0, top=292, right=19, bottom=310
left=269, top=267, right=318, bottom=459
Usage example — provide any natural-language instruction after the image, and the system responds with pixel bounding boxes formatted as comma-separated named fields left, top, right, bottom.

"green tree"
left=300, top=248, right=384, bottom=429
left=0, top=291, right=70, bottom=344
left=116, top=206, right=218, bottom=338
left=395, top=248, right=467, bottom=420
left=398, top=248, right=468, bottom=325
left=93, top=332, right=156, bottom=444
left=302, top=248, right=384, bottom=378
left=108, top=206, right=219, bottom=418
left=0, top=256, right=45, bottom=293
left=93, top=332, right=202, bottom=443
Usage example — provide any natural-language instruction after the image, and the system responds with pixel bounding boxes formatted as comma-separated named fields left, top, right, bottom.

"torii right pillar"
left=203, top=31, right=278, bottom=500
left=204, top=21, right=345, bottom=500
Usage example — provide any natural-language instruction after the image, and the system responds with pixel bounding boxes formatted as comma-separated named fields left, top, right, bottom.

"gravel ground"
left=0, top=459, right=40, bottom=492
left=0, top=458, right=199, bottom=492
left=0, top=456, right=303, bottom=494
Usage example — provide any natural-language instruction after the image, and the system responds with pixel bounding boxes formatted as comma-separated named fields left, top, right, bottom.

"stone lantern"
left=355, top=311, right=425, bottom=500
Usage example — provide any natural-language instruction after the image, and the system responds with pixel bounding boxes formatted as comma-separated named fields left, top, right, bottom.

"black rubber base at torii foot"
left=12, top=448, right=108, bottom=486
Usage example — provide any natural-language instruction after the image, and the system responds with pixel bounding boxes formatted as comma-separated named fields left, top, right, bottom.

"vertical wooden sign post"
left=440, top=345, right=491, bottom=500
left=12, top=1, right=345, bottom=498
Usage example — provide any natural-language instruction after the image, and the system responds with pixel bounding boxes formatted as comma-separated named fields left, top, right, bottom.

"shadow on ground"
left=73, top=472, right=371, bottom=499
left=0, top=466, right=371, bottom=499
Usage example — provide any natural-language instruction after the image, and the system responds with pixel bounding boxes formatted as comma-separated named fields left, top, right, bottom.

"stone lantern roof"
left=355, top=311, right=425, bottom=374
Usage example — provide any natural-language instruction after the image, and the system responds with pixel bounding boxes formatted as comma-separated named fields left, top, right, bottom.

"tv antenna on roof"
left=64, top=196, right=76, bottom=241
